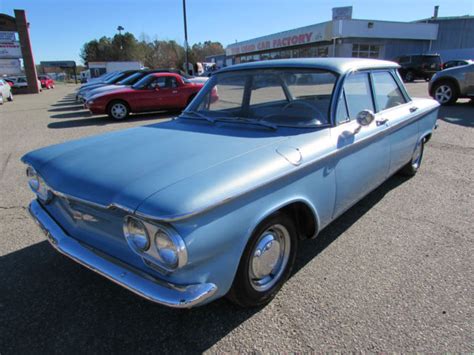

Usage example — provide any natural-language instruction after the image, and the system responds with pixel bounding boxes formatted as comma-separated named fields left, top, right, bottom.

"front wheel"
left=404, top=71, right=415, bottom=82
left=399, top=140, right=424, bottom=176
left=107, top=101, right=130, bottom=120
left=227, top=212, right=298, bottom=307
left=8, top=92, right=13, bottom=101
left=433, top=81, right=458, bottom=105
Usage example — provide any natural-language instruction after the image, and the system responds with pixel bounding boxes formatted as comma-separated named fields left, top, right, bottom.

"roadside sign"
left=0, top=41, right=21, bottom=59
left=0, top=58, right=21, bottom=75
left=0, top=31, right=16, bottom=43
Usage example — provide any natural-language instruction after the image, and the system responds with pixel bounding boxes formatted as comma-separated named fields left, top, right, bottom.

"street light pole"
left=182, top=0, right=189, bottom=74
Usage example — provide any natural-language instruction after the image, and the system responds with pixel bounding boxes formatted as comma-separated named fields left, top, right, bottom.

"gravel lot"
left=0, top=82, right=472, bottom=353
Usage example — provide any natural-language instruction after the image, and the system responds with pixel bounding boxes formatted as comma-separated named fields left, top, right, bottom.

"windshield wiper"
left=180, top=111, right=216, bottom=124
left=218, top=117, right=278, bottom=130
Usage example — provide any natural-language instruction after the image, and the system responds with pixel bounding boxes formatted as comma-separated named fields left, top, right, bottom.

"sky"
left=1, top=0, right=473, bottom=64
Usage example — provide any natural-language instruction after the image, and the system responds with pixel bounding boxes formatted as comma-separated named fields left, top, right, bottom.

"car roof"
left=218, top=58, right=399, bottom=75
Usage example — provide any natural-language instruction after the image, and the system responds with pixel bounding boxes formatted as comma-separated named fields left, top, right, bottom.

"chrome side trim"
left=27, top=105, right=438, bottom=224
left=28, top=200, right=217, bottom=308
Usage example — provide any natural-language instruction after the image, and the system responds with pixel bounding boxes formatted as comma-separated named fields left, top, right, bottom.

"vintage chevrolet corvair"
left=24, top=58, right=439, bottom=308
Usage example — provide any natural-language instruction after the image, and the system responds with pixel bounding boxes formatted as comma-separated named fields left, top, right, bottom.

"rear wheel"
left=7, top=92, right=13, bottom=101
left=433, top=81, right=458, bottom=105
left=0, top=93, right=3, bottom=105
left=227, top=212, right=298, bottom=308
left=404, top=71, right=415, bottom=82
left=107, top=100, right=130, bottom=120
left=399, top=140, right=424, bottom=176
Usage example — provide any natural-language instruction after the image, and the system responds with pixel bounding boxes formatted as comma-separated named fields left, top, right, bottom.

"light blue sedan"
left=24, top=58, right=439, bottom=308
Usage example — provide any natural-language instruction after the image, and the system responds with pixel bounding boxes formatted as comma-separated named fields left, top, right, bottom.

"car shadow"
left=48, top=105, right=85, bottom=112
left=438, top=101, right=473, bottom=128
left=0, top=174, right=409, bottom=353
left=48, top=112, right=175, bottom=129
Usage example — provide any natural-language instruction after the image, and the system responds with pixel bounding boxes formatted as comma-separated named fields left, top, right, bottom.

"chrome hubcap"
left=434, top=85, right=452, bottom=103
left=249, top=224, right=290, bottom=292
left=111, top=103, right=127, bottom=119
left=412, top=142, right=422, bottom=168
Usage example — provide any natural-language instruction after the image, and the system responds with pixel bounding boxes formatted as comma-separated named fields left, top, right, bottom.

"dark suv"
left=395, top=54, right=442, bottom=82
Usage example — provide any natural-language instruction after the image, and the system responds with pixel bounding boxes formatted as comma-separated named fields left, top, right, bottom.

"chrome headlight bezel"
left=123, top=216, right=150, bottom=252
left=26, top=166, right=52, bottom=203
left=123, top=215, right=187, bottom=273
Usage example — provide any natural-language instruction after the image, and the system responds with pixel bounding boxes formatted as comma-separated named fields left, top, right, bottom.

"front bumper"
left=28, top=200, right=217, bottom=308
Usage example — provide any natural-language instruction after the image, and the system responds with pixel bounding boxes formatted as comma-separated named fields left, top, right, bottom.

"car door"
left=331, top=71, right=390, bottom=218
left=137, top=76, right=167, bottom=111
left=370, top=70, right=419, bottom=175
left=156, top=76, right=182, bottom=109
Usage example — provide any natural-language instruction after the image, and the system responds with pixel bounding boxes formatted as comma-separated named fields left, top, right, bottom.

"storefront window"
left=352, top=44, right=380, bottom=58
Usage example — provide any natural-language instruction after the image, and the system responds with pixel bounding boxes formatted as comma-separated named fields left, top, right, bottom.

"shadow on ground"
left=0, top=174, right=409, bottom=353
left=438, top=101, right=473, bottom=128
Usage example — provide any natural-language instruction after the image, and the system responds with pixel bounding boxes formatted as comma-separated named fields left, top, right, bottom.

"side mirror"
left=354, top=109, right=375, bottom=133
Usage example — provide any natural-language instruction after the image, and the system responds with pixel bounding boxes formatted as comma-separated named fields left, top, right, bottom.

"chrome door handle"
left=172, top=90, right=178, bottom=94
left=409, top=106, right=418, bottom=113
left=376, top=118, right=388, bottom=126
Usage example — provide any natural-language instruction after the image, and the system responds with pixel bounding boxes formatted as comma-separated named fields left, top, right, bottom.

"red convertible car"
left=86, top=72, right=207, bottom=120
left=38, top=75, right=55, bottom=89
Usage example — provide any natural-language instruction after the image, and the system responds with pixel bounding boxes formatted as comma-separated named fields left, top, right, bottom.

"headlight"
left=123, top=216, right=150, bottom=252
left=122, top=216, right=187, bottom=272
left=26, top=166, right=52, bottom=203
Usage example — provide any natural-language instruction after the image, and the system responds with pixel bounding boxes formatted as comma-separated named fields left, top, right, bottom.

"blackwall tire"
left=399, top=140, right=424, bottom=177
left=107, top=101, right=130, bottom=120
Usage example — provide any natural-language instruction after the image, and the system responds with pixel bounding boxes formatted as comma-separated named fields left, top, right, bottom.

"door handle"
left=172, top=90, right=178, bottom=94
left=409, top=106, right=418, bottom=113
left=376, top=118, right=388, bottom=126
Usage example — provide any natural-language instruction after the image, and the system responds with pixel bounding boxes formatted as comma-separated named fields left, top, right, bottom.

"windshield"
left=183, top=69, right=337, bottom=128
left=131, top=74, right=157, bottom=89
left=117, top=72, right=145, bottom=85
left=105, top=72, right=133, bottom=84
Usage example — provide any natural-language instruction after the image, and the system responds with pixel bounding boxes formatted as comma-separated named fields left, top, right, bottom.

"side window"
left=335, top=90, right=349, bottom=124
left=164, top=76, right=178, bottom=88
left=148, top=77, right=166, bottom=89
left=372, top=71, right=406, bottom=111
left=343, top=72, right=374, bottom=119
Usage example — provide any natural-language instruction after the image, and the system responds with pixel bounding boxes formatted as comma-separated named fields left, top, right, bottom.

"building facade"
left=225, top=14, right=473, bottom=65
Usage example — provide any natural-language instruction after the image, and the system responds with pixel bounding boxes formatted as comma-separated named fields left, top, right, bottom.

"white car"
left=6, top=76, right=42, bottom=91
left=0, top=79, right=13, bottom=104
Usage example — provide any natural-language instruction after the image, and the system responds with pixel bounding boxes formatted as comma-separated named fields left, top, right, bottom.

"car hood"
left=86, top=85, right=126, bottom=99
left=22, top=120, right=290, bottom=213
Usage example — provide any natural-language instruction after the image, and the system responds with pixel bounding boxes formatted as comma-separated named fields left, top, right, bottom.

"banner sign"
left=226, top=22, right=331, bottom=56
left=0, top=31, right=16, bottom=43
left=0, top=58, right=21, bottom=75
left=41, top=60, right=76, bottom=68
left=0, top=41, right=21, bottom=59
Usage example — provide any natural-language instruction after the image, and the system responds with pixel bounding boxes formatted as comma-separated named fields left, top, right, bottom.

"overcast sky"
left=1, top=0, right=472, bottom=64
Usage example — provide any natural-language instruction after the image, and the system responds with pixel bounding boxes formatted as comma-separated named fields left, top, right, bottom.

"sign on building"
left=0, top=41, right=21, bottom=58
left=0, top=31, right=16, bottom=42
left=332, top=6, right=353, bottom=20
left=0, top=58, right=21, bottom=75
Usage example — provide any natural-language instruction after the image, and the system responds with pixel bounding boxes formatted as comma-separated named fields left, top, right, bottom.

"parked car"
left=4, top=78, right=14, bottom=87
left=0, top=78, right=13, bottom=104
left=24, top=58, right=439, bottom=308
left=83, top=69, right=196, bottom=102
left=76, top=71, right=139, bottom=101
left=395, top=54, right=442, bottom=82
left=86, top=72, right=207, bottom=119
left=429, top=62, right=474, bottom=105
left=6, top=76, right=42, bottom=91
left=38, top=75, right=55, bottom=89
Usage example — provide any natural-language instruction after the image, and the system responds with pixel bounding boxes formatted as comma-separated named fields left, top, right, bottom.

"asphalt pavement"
left=0, top=82, right=472, bottom=353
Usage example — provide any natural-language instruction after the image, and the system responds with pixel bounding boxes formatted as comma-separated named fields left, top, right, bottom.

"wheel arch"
left=107, top=98, right=131, bottom=113
left=247, top=198, right=321, bottom=242
left=430, top=77, right=460, bottom=97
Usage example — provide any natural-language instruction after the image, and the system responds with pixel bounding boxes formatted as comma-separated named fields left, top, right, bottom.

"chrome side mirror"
left=354, top=110, right=375, bottom=134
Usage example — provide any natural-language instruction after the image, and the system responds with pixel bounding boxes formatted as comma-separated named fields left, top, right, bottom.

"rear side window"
left=371, top=72, right=406, bottom=111
left=343, top=73, right=374, bottom=119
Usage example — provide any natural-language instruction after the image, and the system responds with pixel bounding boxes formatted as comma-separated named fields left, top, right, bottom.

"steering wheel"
left=283, top=100, right=315, bottom=111
left=283, top=100, right=325, bottom=119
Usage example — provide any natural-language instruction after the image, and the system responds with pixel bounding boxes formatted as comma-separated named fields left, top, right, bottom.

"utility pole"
left=182, top=0, right=189, bottom=74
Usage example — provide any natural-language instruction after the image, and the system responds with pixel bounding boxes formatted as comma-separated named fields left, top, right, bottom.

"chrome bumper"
left=28, top=200, right=217, bottom=308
